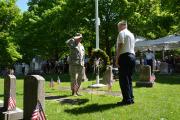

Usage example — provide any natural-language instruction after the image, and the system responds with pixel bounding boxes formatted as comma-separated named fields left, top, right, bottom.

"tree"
left=0, top=0, right=22, bottom=67
left=18, top=0, right=96, bottom=61
left=160, top=0, right=180, bottom=34
left=17, top=0, right=66, bottom=62
left=17, top=0, right=179, bottom=63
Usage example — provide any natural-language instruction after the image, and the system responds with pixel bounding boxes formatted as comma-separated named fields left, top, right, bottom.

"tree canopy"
left=0, top=0, right=22, bottom=67
left=0, top=0, right=179, bottom=66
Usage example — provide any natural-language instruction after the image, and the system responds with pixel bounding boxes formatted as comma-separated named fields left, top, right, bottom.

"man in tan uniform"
left=66, top=33, right=85, bottom=96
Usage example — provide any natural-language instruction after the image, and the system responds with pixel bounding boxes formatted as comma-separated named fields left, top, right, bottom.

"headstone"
left=160, top=62, right=168, bottom=74
left=24, top=75, right=45, bottom=119
left=30, top=57, right=43, bottom=74
left=49, top=78, right=54, bottom=88
left=175, top=63, right=180, bottom=73
left=2, top=108, right=23, bottom=120
left=102, top=66, right=114, bottom=90
left=3, top=75, right=16, bottom=111
left=136, top=65, right=155, bottom=87
left=15, top=63, right=30, bottom=75
left=156, top=60, right=161, bottom=71
left=139, top=65, right=151, bottom=81
left=34, top=62, right=40, bottom=70
left=24, top=64, right=29, bottom=75
left=0, top=75, right=23, bottom=120
left=14, top=64, right=22, bottom=75
left=135, top=64, right=142, bottom=73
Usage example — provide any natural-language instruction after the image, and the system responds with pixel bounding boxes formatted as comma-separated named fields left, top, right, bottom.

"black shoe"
left=131, top=101, right=134, bottom=104
left=126, top=100, right=134, bottom=105
left=117, top=101, right=134, bottom=106
left=117, top=101, right=127, bottom=106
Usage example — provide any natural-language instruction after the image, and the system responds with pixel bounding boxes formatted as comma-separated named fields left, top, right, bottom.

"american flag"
left=73, top=83, right=79, bottom=91
left=31, top=100, right=46, bottom=120
left=8, top=95, right=16, bottom=111
left=149, top=74, right=156, bottom=82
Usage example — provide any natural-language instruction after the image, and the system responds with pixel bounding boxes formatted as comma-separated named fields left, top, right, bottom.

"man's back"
left=118, top=29, right=135, bottom=55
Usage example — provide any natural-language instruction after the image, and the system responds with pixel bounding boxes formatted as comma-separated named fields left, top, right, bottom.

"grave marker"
left=24, top=75, right=45, bottom=119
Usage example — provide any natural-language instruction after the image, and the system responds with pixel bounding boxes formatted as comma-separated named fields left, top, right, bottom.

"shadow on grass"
left=154, top=74, right=180, bottom=84
left=16, top=92, right=23, bottom=96
left=45, top=95, right=70, bottom=100
left=0, top=94, right=4, bottom=97
left=133, top=73, right=180, bottom=85
left=64, top=103, right=118, bottom=114
left=60, top=98, right=89, bottom=105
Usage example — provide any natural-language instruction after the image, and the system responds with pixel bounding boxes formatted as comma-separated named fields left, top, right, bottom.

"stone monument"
left=102, top=65, right=114, bottom=91
left=24, top=75, right=45, bottom=119
left=0, top=75, right=23, bottom=120
left=136, top=65, right=155, bottom=87
left=160, top=62, right=168, bottom=74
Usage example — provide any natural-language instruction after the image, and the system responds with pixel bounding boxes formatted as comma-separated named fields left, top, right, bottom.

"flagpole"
left=95, top=0, right=99, bottom=49
left=89, top=0, right=106, bottom=88
left=95, top=0, right=100, bottom=85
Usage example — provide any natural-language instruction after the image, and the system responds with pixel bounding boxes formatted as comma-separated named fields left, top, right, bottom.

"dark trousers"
left=118, top=53, right=135, bottom=103
left=146, top=59, right=153, bottom=74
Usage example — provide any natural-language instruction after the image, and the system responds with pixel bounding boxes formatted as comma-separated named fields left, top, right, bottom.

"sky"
left=16, top=0, right=28, bottom=12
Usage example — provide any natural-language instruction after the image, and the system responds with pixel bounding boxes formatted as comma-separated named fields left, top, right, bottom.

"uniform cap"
left=74, top=33, right=83, bottom=39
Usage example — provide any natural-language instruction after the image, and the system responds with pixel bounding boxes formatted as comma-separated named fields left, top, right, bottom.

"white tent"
left=135, top=35, right=180, bottom=51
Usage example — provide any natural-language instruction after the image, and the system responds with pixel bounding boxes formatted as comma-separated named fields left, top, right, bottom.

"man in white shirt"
left=116, top=20, right=136, bottom=105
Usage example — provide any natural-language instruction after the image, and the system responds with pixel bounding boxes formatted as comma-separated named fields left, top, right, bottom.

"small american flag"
left=73, top=83, right=79, bottom=91
left=31, top=100, right=46, bottom=120
left=8, top=95, right=16, bottom=111
left=149, top=74, right=156, bottom=82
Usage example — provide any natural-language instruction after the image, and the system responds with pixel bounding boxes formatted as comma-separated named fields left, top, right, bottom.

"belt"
left=120, top=52, right=134, bottom=56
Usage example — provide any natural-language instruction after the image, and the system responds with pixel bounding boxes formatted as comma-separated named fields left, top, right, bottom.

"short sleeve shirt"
left=145, top=52, right=154, bottom=60
left=117, top=28, right=135, bottom=55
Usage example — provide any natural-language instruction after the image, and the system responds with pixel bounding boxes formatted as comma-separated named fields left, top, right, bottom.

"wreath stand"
left=89, top=49, right=110, bottom=88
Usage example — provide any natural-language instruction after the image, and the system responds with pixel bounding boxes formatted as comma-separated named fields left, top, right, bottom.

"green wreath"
left=89, top=49, right=110, bottom=72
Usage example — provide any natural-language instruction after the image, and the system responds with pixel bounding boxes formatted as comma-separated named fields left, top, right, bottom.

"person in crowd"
left=145, top=49, right=155, bottom=74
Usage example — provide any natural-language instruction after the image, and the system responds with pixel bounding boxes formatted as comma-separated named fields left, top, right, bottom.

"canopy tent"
left=135, top=35, right=180, bottom=51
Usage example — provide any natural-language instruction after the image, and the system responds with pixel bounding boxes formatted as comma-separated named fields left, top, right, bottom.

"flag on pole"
left=31, top=100, right=46, bottom=120
left=57, top=76, right=61, bottom=84
left=8, top=95, right=16, bottom=111
left=49, top=78, right=54, bottom=88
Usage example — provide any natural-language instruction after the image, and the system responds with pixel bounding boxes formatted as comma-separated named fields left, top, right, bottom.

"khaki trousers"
left=69, top=65, right=83, bottom=92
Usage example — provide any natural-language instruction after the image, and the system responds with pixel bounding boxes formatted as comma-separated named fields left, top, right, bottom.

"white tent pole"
left=162, top=49, right=165, bottom=61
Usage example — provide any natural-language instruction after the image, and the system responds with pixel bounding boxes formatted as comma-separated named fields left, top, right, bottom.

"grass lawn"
left=0, top=73, right=180, bottom=120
